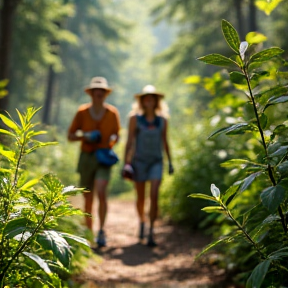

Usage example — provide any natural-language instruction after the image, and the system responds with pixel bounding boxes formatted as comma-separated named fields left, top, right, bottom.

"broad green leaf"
left=229, top=71, right=247, bottom=88
left=246, top=32, right=267, bottom=45
left=277, top=71, right=288, bottom=83
left=255, top=85, right=288, bottom=105
left=42, top=173, right=63, bottom=193
left=59, top=232, right=90, bottom=248
left=184, top=75, right=201, bottom=84
left=25, top=107, right=42, bottom=123
left=202, top=206, right=224, bottom=213
left=221, top=19, right=240, bottom=54
left=260, top=185, right=285, bottom=213
left=3, top=218, right=31, bottom=239
left=259, top=113, right=268, bottom=129
left=19, top=179, right=39, bottom=191
left=269, top=146, right=288, bottom=158
left=198, top=54, right=239, bottom=68
left=30, top=130, right=48, bottom=137
left=264, top=95, right=288, bottom=111
left=0, top=128, right=16, bottom=138
left=208, top=123, right=251, bottom=139
left=52, top=205, right=84, bottom=217
left=25, top=141, right=57, bottom=154
left=249, top=47, right=284, bottom=64
left=268, top=247, right=288, bottom=260
left=37, top=230, right=72, bottom=267
left=240, top=171, right=262, bottom=192
left=62, top=185, right=84, bottom=196
left=246, top=260, right=271, bottom=288
left=221, top=159, right=265, bottom=169
left=267, top=142, right=281, bottom=154
left=188, top=193, right=219, bottom=203
left=16, top=109, right=26, bottom=129
left=222, top=185, right=240, bottom=205
left=23, top=252, right=52, bottom=274
left=196, top=236, right=231, bottom=259
left=250, top=224, right=270, bottom=244
left=0, top=113, right=20, bottom=132
left=255, top=0, right=283, bottom=15
left=277, top=161, right=288, bottom=176
left=0, top=168, right=11, bottom=174
left=0, top=147, right=15, bottom=162
left=271, top=124, right=288, bottom=140
left=48, top=261, right=71, bottom=280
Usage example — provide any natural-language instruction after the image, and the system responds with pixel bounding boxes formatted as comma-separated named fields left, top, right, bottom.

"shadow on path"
left=74, top=199, right=235, bottom=288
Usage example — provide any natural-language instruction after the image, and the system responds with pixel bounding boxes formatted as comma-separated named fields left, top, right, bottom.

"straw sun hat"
left=134, top=85, right=164, bottom=99
left=84, top=77, right=112, bottom=96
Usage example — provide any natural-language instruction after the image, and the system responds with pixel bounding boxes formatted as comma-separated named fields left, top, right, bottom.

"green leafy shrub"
left=160, top=115, right=230, bottom=227
left=191, top=20, right=288, bottom=287
left=0, top=107, right=90, bottom=287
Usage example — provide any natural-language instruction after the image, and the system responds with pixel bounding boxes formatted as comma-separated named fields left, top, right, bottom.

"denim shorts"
left=77, top=151, right=111, bottom=190
left=132, top=158, right=163, bottom=182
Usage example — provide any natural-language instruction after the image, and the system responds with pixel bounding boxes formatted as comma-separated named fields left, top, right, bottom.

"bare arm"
left=67, top=132, right=83, bottom=142
left=124, top=115, right=137, bottom=164
left=162, top=118, right=172, bottom=163
left=162, top=118, right=174, bottom=174
left=67, top=110, right=83, bottom=142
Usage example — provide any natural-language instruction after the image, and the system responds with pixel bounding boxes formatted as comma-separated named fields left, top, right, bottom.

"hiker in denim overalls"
left=123, top=85, right=174, bottom=247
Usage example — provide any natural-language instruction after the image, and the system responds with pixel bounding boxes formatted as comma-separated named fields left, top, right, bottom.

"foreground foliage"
left=0, top=107, right=89, bottom=287
left=191, top=20, right=288, bottom=287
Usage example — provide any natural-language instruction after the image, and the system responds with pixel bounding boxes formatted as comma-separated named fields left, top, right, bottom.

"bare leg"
left=95, top=179, right=109, bottom=230
left=135, top=181, right=146, bottom=222
left=149, top=179, right=161, bottom=229
left=84, top=190, right=94, bottom=231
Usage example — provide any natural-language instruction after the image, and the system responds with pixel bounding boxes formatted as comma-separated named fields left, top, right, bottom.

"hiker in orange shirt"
left=68, top=77, right=120, bottom=247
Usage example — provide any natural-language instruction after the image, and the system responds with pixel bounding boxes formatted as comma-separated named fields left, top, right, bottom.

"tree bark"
left=0, top=0, right=21, bottom=112
left=42, top=65, right=56, bottom=125
left=248, top=0, right=257, bottom=31
left=234, top=0, right=245, bottom=40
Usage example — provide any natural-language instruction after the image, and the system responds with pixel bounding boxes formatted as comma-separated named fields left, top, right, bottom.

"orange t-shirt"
left=68, top=103, right=120, bottom=152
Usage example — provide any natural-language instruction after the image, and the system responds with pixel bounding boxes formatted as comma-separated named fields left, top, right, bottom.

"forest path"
left=74, top=198, right=233, bottom=288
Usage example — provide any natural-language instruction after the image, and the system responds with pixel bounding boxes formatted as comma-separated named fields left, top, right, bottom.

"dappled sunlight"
left=0, top=0, right=287, bottom=287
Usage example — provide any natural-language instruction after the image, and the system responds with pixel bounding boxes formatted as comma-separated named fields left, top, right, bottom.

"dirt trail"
left=74, top=199, right=233, bottom=288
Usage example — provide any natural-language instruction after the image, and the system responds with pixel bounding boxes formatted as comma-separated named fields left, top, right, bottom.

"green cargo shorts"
left=77, top=151, right=111, bottom=190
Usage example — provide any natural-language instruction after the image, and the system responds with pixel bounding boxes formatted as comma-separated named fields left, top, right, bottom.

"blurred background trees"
left=0, top=0, right=287, bottom=284
left=0, top=0, right=287, bottom=238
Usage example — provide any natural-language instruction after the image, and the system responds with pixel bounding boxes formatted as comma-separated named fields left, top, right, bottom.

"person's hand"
left=168, top=162, right=174, bottom=175
left=122, top=163, right=134, bottom=180
left=83, top=130, right=101, bottom=142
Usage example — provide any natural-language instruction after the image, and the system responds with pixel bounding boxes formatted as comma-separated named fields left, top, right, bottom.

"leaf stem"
left=12, top=142, right=25, bottom=189
left=221, top=201, right=266, bottom=259
left=243, top=69, right=287, bottom=233
left=0, top=208, right=50, bottom=286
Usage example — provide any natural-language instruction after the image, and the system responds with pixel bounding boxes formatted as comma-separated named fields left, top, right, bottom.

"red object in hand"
left=122, top=164, right=134, bottom=180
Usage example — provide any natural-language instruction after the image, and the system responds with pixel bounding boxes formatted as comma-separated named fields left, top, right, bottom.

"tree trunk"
left=0, top=0, right=21, bottom=112
left=248, top=0, right=257, bottom=31
left=42, top=65, right=56, bottom=125
left=234, top=0, right=245, bottom=40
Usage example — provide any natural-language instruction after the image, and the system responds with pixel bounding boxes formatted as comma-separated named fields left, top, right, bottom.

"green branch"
left=243, top=69, right=287, bottom=234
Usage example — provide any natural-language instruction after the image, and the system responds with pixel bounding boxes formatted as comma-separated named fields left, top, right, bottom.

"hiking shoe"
left=147, top=233, right=157, bottom=247
left=96, top=230, right=106, bottom=247
left=139, top=222, right=145, bottom=240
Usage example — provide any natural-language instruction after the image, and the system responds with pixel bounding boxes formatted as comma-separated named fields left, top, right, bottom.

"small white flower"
left=239, top=41, right=249, bottom=61
left=210, top=184, right=220, bottom=199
